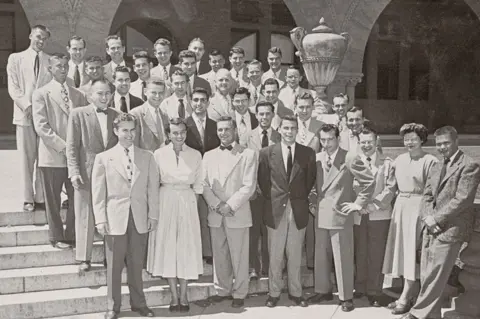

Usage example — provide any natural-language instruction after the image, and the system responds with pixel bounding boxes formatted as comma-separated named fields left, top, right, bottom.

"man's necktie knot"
left=220, top=144, right=233, bottom=151
left=444, top=157, right=451, bottom=165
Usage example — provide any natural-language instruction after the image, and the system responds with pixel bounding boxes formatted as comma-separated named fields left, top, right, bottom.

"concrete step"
left=0, top=242, right=104, bottom=270
left=0, top=271, right=313, bottom=319
left=0, top=263, right=214, bottom=294
left=0, top=208, right=67, bottom=227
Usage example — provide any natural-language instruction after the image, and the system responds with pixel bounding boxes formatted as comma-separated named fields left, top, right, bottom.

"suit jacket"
left=262, top=67, right=287, bottom=86
left=185, top=115, right=220, bottom=156
left=242, top=126, right=281, bottom=150
left=7, top=49, right=52, bottom=126
left=296, top=117, right=324, bottom=153
left=78, top=79, right=115, bottom=100
left=110, top=92, right=143, bottom=112
left=271, top=100, right=295, bottom=130
left=196, top=60, right=210, bottom=76
left=33, top=80, right=88, bottom=167
left=200, top=70, right=217, bottom=95
left=421, top=150, right=480, bottom=242
left=150, top=63, right=181, bottom=80
left=258, top=143, right=316, bottom=230
left=208, top=92, right=235, bottom=122
left=314, top=148, right=375, bottom=229
left=130, top=102, right=169, bottom=152
left=66, top=104, right=119, bottom=186
left=160, top=94, right=193, bottom=119
left=103, top=60, right=137, bottom=83
left=203, top=145, right=258, bottom=228
left=190, top=75, right=212, bottom=96
left=353, top=152, right=396, bottom=224
left=91, top=145, right=159, bottom=235
left=278, top=86, right=315, bottom=111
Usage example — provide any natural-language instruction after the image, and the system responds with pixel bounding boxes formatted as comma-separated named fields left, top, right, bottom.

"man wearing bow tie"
left=33, top=53, right=88, bottom=249
left=66, top=79, right=120, bottom=272
left=202, top=116, right=258, bottom=308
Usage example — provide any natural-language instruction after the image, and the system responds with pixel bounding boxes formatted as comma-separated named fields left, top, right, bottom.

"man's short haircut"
left=113, top=66, right=131, bottom=80
left=191, top=87, right=209, bottom=100
left=346, top=106, right=363, bottom=117
left=31, top=25, right=51, bottom=37
left=434, top=126, right=458, bottom=140
left=49, top=53, right=69, bottom=64
left=85, top=55, right=103, bottom=64
left=333, top=93, right=349, bottom=103
left=189, top=38, right=205, bottom=46
left=105, top=35, right=124, bottom=48
left=171, top=69, right=189, bottom=81
left=113, top=113, right=136, bottom=128
left=319, top=123, right=340, bottom=137
left=400, top=123, right=429, bottom=144
left=296, top=92, right=314, bottom=105
left=232, top=87, right=251, bottom=100
left=147, top=77, right=166, bottom=88
left=209, top=49, right=224, bottom=58
left=268, top=46, right=283, bottom=57
left=154, top=38, right=172, bottom=50
left=229, top=46, right=245, bottom=57
left=91, top=78, right=112, bottom=90
left=247, top=59, right=263, bottom=70
left=287, top=65, right=303, bottom=75
left=132, top=50, right=150, bottom=63
left=166, top=117, right=187, bottom=134
left=262, top=78, right=280, bottom=90
left=256, top=101, right=275, bottom=113
left=67, top=35, right=86, bottom=48
left=217, top=115, right=237, bottom=129
left=279, top=115, right=298, bottom=128
left=178, top=50, right=197, bottom=63
left=360, top=127, right=378, bottom=139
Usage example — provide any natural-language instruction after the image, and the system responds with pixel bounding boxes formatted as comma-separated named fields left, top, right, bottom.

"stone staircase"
left=0, top=208, right=314, bottom=319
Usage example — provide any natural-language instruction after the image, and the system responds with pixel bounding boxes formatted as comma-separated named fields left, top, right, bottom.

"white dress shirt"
left=114, top=93, right=131, bottom=112
left=323, top=147, right=339, bottom=173
left=130, top=78, right=147, bottom=100
left=93, top=105, right=109, bottom=146
left=67, top=60, right=85, bottom=85
left=280, top=142, right=296, bottom=173
left=151, top=63, right=171, bottom=80
left=258, top=126, right=273, bottom=144
left=279, top=86, right=300, bottom=111
left=218, top=141, right=237, bottom=182
left=160, top=93, right=189, bottom=119
left=192, top=112, right=207, bottom=142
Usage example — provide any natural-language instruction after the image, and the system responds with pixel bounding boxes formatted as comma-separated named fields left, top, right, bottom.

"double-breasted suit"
left=7, top=48, right=52, bottom=204
left=203, top=144, right=258, bottom=299
left=130, top=102, right=169, bottom=152
left=33, top=80, right=88, bottom=244
left=258, top=142, right=316, bottom=298
left=66, top=104, right=119, bottom=262
left=313, top=148, right=375, bottom=301
left=91, top=144, right=159, bottom=312
left=410, top=150, right=480, bottom=319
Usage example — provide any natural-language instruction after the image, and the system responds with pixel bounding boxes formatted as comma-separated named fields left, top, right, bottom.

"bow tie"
left=96, top=108, right=108, bottom=114
left=220, top=145, right=233, bottom=151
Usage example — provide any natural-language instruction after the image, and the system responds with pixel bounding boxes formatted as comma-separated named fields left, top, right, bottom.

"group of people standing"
left=7, top=24, right=480, bottom=319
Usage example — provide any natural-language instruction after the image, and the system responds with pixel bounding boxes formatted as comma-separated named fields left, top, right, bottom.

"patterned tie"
left=198, top=117, right=205, bottom=144
left=124, top=148, right=133, bottom=183
left=253, top=88, right=258, bottom=104
left=73, top=65, right=80, bottom=88
left=154, top=107, right=164, bottom=144
left=162, top=65, right=168, bottom=81
left=287, top=146, right=293, bottom=179
left=61, top=84, right=70, bottom=113
left=261, top=130, right=268, bottom=148
left=300, top=121, right=307, bottom=144
left=141, top=81, right=147, bottom=101
left=178, top=98, right=185, bottom=118
left=326, top=155, right=332, bottom=172
left=366, top=156, right=372, bottom=169
left=120, top=96, right=127, bottom=113
left=34, top=52, right=40, bottom=79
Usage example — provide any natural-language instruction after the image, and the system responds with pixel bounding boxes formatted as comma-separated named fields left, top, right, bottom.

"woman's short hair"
left=399, top=123, right=429, bottom=144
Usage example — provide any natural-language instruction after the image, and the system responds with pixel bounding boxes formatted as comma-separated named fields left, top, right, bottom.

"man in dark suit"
left=178, top=50, right=212, bottom=96
left=188, top=38, right=209, bottom=75
left=66, top=79, right=120, bottom=272
left=404, top=126, right=480, bottom=319
left=111, top=66, right=143, bottom=113
left=257, top=115, right=316, bottom=308
left=231, top=87, right=258, bottom=145
left=103, top=35, right=137, bottom=83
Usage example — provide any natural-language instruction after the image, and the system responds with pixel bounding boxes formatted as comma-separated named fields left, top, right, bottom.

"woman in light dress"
left=147, top=118, right=203, bottom=312
left=382, top=123, right=438, bottom=315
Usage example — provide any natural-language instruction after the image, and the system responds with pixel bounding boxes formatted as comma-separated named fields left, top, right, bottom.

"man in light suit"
left=7, top=24, right=52, bottom=212
left=200, top=50, right=226, bottom=94
left=32, top=53, right=88, bottom=249
left=246, top=60, right=264, bottom=111
left=308, top=124, right=375, bottom=312
left=130, top=78, right=169, bottom=152
left=258, top=115, right=316, bottom=308
left=66, top=79, right=120, bottom=272
left=242, top=101, right=281, bottom=280
left=404, top=126, right=480, bottom=319
left=92, top=113, right=158, bottom=319
left=229, top=47, right=249, bottom=88
left=261, top=47, right=286, bottom=88
left=208, top=69, right=235, bottom=122
left=160, top=70, right=193, bottom=120
left=103, top=35, right=137, bottom=83
left=150, top=38, right=180, bottom=82
left=278, top=66, right=315, bottom=111
left=111, top=66, right=143, bottom=113
left=66, top=35, right=89, bottom=88
left=261, top=78, right=294, bottom=130
left=353, top=127, right=395, bottom=307
left=178, top=50, right=212, bottom=96
left=231, top=87, right=258, bottom=145
left=203, top=116, right=258, bottom=308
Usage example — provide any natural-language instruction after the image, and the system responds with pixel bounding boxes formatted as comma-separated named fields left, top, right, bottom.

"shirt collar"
left=146, top=101, right=160, bottom=112
left=69, top=60, right=84, bottom=68
left=281, top=141, right=296, bottom=152
left=326, top=147, right=339, bottom=162
left=259, top=126, right=272, bottom=137
left=27, top=47, right=41, bottom=58
left=116, top=143, right=134, bottom=154
left=114, top=92, right=129, bottom=104
left=361, top=151, right=377, bottom=164
left=446, top=149, right=460, bottom=165
left=192, top=112, right=206, bottom=124
left=298, top=117, right=311, bottom=128
left=112, top=60, right=126, bottom=70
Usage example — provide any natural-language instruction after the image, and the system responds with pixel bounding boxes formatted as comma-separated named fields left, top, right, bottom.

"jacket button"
left=283, top=204, right=286, bottom=207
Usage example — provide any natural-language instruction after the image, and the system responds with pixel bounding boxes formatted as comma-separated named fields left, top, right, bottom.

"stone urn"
left=290, top=17, right=350, bottom=115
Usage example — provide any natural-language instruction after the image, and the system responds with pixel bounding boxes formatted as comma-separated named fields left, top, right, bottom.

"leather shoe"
left=392, top=300, right=413, bottom=315
left=204, top=256, right=213, bottom=265
left=401, top=314, right=419, bottom=319
left=232, top=298, right=244, bottom=308
left=265, top=296, right=280, bottom=307
left=131, top=307, right=154, bottom=317
left=307, top=292, right=334, bottom=304
left=340, top=299, right=355, bottom=312
left=23, top=202, right=34, bottom=212
left=288, top=295, right=308, bottom=307
left=368, top=294, right=391, bottom=307
left=179, top=303, right=190, bottom=312
left=353, top=291, right=365, bottom=299
left=249, top=269, right=258, bottom=281
left=51, top=241, right=71, bottom=249
left=78, top=261, right=91, bottom=272
left=104, top=311, right=118, bottom=319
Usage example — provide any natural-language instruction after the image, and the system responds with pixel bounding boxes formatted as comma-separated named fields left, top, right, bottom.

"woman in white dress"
left=147, top=118, right=203, bottom=312
left=382, top=123, right=438, bottom=315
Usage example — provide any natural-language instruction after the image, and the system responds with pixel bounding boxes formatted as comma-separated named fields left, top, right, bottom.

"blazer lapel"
left=106, top=108, right=116, bottom=148
left=437, top=152, right=464, bottom=194
left=272, top=143, right=288, bottom=183
left=189, top=117, right=203, bottom=147
left=270, top=130, right=281, bottom=144
left=251, top=128, right=262, bottom=149
left=47, top=83, right=70, bottom=115
left=322, top=149, right=346, bottom=191
left=131, top=147, right=141, bottom=186
left=87, top=106, right=105, bottom=148
left=142, top=108, right=160, bottom=138
left=220, top=149, right=243, bottom=187
left=110, top=147, right=129, bottom=182
left=289, top=144, right=302, bottom=183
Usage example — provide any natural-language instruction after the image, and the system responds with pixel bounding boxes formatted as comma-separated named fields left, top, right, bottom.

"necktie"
left=253, top=89, right=258, bottom=104
left=220, top=144, right=233, bottom=151
left=73, top=65, right=80, bottom=88
left=120, top=96, right=127, bottom=113
left=366, top=156, right=372, bottom=169
left=162, top=65, right=168, bottom=81
left=96, top=108, right=108, bottom=114
left=178, top=98, right=185, bottom=118
left=141, top=81, right=147, bottom=101
left=235, top=70, right=239, bottom=82
left=61, top=84, right=70, bottom=113
left=287, top=146, right=293, bottom=179
left=261, top=130, right=268, bottom=148
left=154, top=107, right=164, bottom=144
left=326, top=155, right=332, bottom=172
left=124, top=148, right=133, bottom=183
left=438, top=157, right=451, bottom=187
left=34, top=52, right=40, bottom=79
left=198, top=117, right=205, bottom=144
left=300, top=121, right=307, bottom=144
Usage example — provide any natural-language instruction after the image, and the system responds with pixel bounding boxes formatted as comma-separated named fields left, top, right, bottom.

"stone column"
left=327, top=72, right=363, bottom=108
left=444, top=208, right=480, bottom=319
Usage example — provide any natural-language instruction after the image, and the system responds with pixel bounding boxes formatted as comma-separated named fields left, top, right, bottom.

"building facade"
left=1, top=0, right=480, bottom=133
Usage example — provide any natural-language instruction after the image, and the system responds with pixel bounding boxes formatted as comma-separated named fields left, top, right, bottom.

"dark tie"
left=220, top=144, right=233, bottom=151
left=438, top=157, right=451, bottom=187
left=34, top=52, right=40, bottom=79
left=366, top=156, right=372, bottom=169
left=141, top=81, right=147, bottom=101
left=261, top=130, right=268, bottom=148
left=74, top=65, right=81, bottom=88
left=178, top=98, right=185, bottom=119
left=124, top=148, right=133, bottom=183
left=287, top=145, right=293, bottom=179
left=120, top=96, right=127, bottom=113
left=96, top=108, right=108, bottom=114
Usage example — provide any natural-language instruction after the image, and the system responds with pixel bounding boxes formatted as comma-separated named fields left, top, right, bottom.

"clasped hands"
left=210, top=201, right=234, bottom=217
left=423, top=216, right=442, bottom=235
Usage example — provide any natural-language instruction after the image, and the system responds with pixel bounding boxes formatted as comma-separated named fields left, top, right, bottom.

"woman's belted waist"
left=397, top=192, right=423, bottom=198
left=161, top=183, right=192, bottom=190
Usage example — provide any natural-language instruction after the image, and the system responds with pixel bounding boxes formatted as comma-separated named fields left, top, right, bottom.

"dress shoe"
left=307, top=292, right=334, bottom=304
left=78, top=261, right=91, bottom=272
left=131, top=307, right=154, bottom=317
left=391, top=300, right=413, bottom=315
left=249, top=269, right=258, bottom=281
left=448, top=265, right=465, bottom=293
left=169, top=299, right=180, bottom=312
left=288, top=295, right=308, bottom=307
left=204, top=256, right=213, bottom=265
left=23, top=202, right=34, bottom=212
left=340, top=299, right=355, bottom=312
left=265, top=296, right=280, bottom=308
left=61, top=199, right=69, bottom=209
left=367, top=295, right=382, bottom=307
left=232, top=298, right=244, bottom=308
left=50, top=241, right=71, bottom=250
left=368, top=294, right=391, bottom=307
left=209, top=295, right=232, bottom=303
left=34, top=202, right=45, bottom=210
left=401, top=314, right=419, bottom=319
left=104, top=311, right=118, bottom=319
left=179, top=303, right=190, bottom=312
left=353, top=291, right=365, bottom=299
